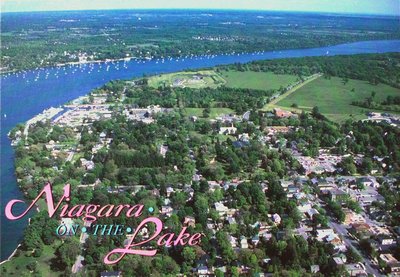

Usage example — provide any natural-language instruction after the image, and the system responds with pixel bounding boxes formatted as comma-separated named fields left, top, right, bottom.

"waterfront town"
left=1, top=2, right=400, bottom=276
left=6, top=71, right=400, bottom=277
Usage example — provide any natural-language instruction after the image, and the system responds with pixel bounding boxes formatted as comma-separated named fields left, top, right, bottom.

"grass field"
left=222, top=71, right=298, bottom=90
left=184, top=107, right=234, bottom=119
left=276, top=76, right=400, bottom=122
left=148, top=70, right=226, bottom=89
left=148, top=69, right=299, bottom=92
left=262, top=74, right=322, bottom=112
left=0, top=242, right=63, bottom=277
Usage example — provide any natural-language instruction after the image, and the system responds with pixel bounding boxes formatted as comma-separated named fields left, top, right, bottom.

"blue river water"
left=1, top=39, right=400, bottom=261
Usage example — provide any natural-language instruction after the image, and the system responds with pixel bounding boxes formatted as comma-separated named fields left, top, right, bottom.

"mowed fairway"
left=222, top=71, right=298, bottom=90
left=277, top=76, right=400, bottom=122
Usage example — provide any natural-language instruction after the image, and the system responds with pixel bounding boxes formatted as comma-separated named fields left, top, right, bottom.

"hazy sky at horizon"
left=1, top=0, right=399, bottom=15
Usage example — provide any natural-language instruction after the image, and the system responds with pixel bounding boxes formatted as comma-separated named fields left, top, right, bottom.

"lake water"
left=1, top=39, right=400, bottom=261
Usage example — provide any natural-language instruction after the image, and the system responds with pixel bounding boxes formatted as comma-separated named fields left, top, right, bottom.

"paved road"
left=71, top=255, right=84, bottom=274
left=328, top=221, right=382, bottom=276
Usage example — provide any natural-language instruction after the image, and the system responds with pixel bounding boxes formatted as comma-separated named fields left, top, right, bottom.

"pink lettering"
left=5, top=183, right=70, bottom=220
left=104, top=217, right=162, bottom=265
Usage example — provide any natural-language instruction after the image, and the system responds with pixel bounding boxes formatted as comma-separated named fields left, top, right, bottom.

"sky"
left=1, top=0, right=399, bottom=15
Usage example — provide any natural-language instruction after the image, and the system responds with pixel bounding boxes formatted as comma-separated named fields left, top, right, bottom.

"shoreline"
left=0, top=56, right=139, bottom=75
left=0, top=244, right=22, bottom=265
left=0, top=206, right=39, bottom=264
left=2, top=38, right=400, bottom=76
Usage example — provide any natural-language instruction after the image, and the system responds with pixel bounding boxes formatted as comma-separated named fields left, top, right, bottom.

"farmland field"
left=277, top=76, right=400, bottom=122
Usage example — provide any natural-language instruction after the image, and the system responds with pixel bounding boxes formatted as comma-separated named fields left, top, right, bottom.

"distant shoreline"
left=0, top=56, right=138, bottom=75
left=2, top=39, right=400, bottom=76
left=2, top=8, right=398, bottom=17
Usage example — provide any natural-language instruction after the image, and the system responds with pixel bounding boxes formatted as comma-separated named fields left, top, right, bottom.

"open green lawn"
left=0, top=242, right=63, bottom=277
left=183, top=107, right=234, bottom=119
left=148, top=70, right=225, bottom=89
left=188, top=131, right=235, bottom=144
left=277, top=76, right=400, bottom=122
left=222, top=71, right=298, bottom=90
left=148, top=69, right=298, bottom=91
